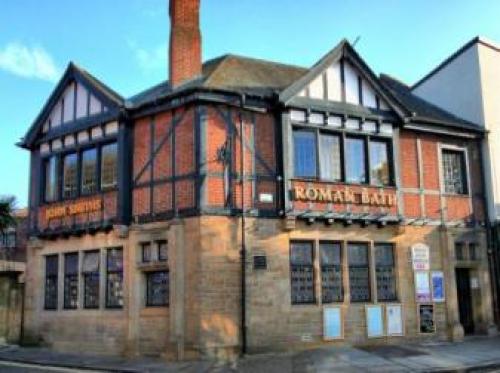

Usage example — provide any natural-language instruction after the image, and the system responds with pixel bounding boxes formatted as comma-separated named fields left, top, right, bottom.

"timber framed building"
left=19, top=0, right=496, bottom=359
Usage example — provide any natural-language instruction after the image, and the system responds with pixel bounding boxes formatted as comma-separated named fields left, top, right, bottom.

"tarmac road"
left=0, top=360, right=105, bottom=373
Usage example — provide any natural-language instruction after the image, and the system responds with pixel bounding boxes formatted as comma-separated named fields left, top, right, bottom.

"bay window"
left=62, top=153, right=78, bottom=198
left=101, top=142, right=118, bottom=190
left=293, top=130, right=317, bottom=178
left=345, top=137, right=366, bottom=184
left=319, top=134, right=341, bottom=181
left=370, top=140, right=391, bottom=186
left=81, top=148, right=97, bottom=195
left=44, top=156, right=57, bottom=202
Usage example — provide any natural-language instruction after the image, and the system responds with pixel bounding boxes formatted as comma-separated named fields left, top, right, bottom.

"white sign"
left=258, top=193, right=274, bottom=203
left=415, top=271, right=431, bottom=302
left=470, top=277, right=480, bottom=289
left=386, top=304, right=404, bottom=336
left=366, top=305, right=384, bottom=338
left=412, top=243, right=430, bottom=271
left=323, top=307, right=342, bottom=340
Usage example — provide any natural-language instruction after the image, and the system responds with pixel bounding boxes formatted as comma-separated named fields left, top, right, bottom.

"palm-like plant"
left=0, top=195, right=17, bottom=233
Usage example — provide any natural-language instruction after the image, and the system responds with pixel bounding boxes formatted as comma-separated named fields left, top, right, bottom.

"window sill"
left=137, top=262, right=168, bottom=272
left=442, top=193, right=470, bottom=198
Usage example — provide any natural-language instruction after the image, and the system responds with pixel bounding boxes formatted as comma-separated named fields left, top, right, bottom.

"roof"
left=380, top=74, right=483, bottom=131
left=127, top=54, right=307, bottom=108
left=412, top=36, right=500, bottom=90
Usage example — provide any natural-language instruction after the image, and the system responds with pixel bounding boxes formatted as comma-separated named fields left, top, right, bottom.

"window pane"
left=101, top=143, right=118, bottom=190
left=45, top=156, right=57, bottom=202
left=290, top=242, right=315, bottom=304
left=455, top=242, right=465, bottom=260
left=345, top=137, right=366, bottom=184
left=320, top=243, right=342, bottom=303
left=370, top=140, right=390, bottom=186
left=106, top=248, right=123, bottom=308
left=442, top=150, right=467, bottom=194
left=142, top=242, right=152, bottom=262
left=469, top=243, right=477, bottom=260
left=146, top=271, right=169, bottom=306
left=293, top=130, right=317, bottom=178
left=375, top=243, right=397, bottom=301
left=348, top=243, right=370, bottom=302
left=45, top=255, right=58, bottom=310
left=64, top=253, right=78, bottom=309
left=83, top=251, right=100, bottom=309
left=158, top=241, right=168, bottom=262
left=81, top=148, right=97, bottom=195
left=63, top=153, right=78, bottom=198
left=319, top=134, right=341, bottom=180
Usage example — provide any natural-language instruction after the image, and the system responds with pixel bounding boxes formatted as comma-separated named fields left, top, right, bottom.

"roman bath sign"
left=45, top=199, right=102, bottom=220
left=291, top=186, right=395, bottom=207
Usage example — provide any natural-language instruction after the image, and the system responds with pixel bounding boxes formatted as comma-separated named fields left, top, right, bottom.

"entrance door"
left=455, top=268, right=474, bottom=334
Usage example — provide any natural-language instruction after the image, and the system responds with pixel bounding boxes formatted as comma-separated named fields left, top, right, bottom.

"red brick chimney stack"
left=169, top=0, right=202, bottom=88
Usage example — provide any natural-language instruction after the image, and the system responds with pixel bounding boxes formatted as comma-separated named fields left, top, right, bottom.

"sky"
left=1, top=0, right=500, bottom=208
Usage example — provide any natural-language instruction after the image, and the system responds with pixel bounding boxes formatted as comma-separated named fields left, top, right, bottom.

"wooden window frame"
left=290, top=240, right=316, bottom=305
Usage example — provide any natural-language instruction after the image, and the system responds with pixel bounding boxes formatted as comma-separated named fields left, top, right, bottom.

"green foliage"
left=0, top=195, right=16, bottom=233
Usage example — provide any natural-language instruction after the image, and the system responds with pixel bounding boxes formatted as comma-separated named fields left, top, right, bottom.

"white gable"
left=42, top=80, right=106, bottom=133
left=297, top=58, right=390, bottom=111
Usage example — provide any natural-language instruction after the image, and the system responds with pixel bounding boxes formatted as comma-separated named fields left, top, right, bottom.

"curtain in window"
left=320, top=134, right=341, bottom=181
left=345, top=138, right=366, bottom=184
left=370, top=140, right=390, bottom=186
left=45, top=156, right=57, bottom=202
left=293, top=131, right=317, bottom=178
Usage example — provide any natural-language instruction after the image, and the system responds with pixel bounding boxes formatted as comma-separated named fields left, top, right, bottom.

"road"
left=0, top=360, right=105, bottom=373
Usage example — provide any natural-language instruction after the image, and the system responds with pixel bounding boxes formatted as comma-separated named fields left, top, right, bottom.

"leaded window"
left=348, top=243, right=370, bottom=302
left=106, top=248, right=123, bottom=308
left=44, top=156, right=57, bottom=202
left=375, top=243, right=397, bottom=301
left=44, top=255, right=58, bottom=310
left=345, top=137, right=366, bottom=184
left=320, top=242, right=342, bottom=303
left=146, top=271, right=169, bottom=307
left=370, top=140, right=390, bottom=186
left=83, top=251, right=100, bottom=309
left=158, top=241, right=168, bottom=262
left=290, top=241, right=315, bottom=304
left=319, top=134, right=341, bottom=181
left=141, top=242, right=152, bottom=262
left=101, top=143, right=118, bottom=190
left=81, top=148, right=97, bottom=195
left=63, top=153, right=78, bottom=198
left=63, top=253, right=79, bottom=309
left=442, top=149, right=468, bottom=195
left=293, top=130, right=317, bottom=178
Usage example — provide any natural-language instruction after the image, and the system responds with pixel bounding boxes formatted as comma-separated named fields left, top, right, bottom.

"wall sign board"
left=415, top=271, right=431, bottom=302
left=323, top=306, right=343, bottom=340
left=411, top=243, right=430, bottom=270
left=366, top=305, right=384, bottom=338
left=419, top=304, right=435, bottom=334
left=431, top=271, right=445, bottom=302
left=45, top=199, right=102, bottom=220
left=291, top=186, right=395, bottom=207
left=386, top=304, right=404, bottom=336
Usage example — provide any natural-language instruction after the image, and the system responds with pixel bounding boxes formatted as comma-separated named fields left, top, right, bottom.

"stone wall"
left=0, top=275, right=23, bottom=344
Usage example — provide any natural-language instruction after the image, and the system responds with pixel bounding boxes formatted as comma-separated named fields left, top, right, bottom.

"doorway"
left=455, top=268, right=474, bottom=334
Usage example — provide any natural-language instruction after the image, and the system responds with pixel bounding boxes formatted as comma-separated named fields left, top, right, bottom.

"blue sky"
left=1, top=0, right=500, bottom=207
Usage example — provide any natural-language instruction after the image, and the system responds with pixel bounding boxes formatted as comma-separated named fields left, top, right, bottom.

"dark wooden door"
left=456, top=268, right=474, bottom=334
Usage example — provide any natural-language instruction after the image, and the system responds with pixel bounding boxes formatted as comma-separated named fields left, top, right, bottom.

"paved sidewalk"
left=1, top=336, right=500, bottom=372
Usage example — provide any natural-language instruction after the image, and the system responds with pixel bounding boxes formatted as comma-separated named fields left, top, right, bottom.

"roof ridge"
left=207, top=53, right=307, bottom=70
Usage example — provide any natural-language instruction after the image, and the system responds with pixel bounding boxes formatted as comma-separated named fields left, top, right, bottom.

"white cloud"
left=128, top=40, right=166, bottom=73
left=0, top=42, right=60, bottom=82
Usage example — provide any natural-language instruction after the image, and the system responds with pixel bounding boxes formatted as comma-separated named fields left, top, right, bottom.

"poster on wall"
left=323, top=307, right=342, bottom=340
left=415, top=271, right=431, bottom=302
left=411, top=243, right=430, bottom=270
left=419, top=304, right=435, bottom=333
left=366, top=305, right=384, bottom=338
left=386, top=304, right=404, bottom=336
left=431, top=271, right=445, bottom=302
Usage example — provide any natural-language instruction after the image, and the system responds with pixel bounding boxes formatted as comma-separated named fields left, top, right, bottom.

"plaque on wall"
left=415, top=271, right=431, bottom=302
left=411, top=243, right=430, bottom=270
left=366, top=305, right=384, bottom=338
left=386, top=304, right=404, bottom=336
left=419, top=304, right=435, bottom=334
left=323, top=306, right=343, bottom=340
left=431, top=271, right=445, bottom=302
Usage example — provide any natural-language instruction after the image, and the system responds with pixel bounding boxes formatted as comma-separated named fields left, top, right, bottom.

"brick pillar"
left=169, top=0, right=202, bottom=88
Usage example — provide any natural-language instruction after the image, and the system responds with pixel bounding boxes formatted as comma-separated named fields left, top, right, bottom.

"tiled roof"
left=380, top=74, right=483, bottom=131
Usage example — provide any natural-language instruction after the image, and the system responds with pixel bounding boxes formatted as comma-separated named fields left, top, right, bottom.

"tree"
left=0, top=195, right=16, bottom=234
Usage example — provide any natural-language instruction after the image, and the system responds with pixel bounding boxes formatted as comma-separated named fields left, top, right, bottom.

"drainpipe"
left=239, top=93, right=247, bottom=355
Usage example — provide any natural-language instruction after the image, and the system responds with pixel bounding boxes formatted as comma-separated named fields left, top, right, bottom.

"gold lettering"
left=306, top=188, right=318, bottom=201
left=45, top=199, right=102, bottom=221
left=293, top=187, right=306, bottom=201
left=318, top=189, right=332, bottom=202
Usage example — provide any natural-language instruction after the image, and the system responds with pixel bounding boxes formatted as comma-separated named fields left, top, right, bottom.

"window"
left=44, top=156, right=57, bottom=202
left=319, top=134, right=341, bottom=181
left=146, top=271, right=169, bottom=306
left=63, top=253, right=79, bottom=309
left=0, top=231, right=16, bottom=248
left=62, top=153, right=78, bottom=198
left=141, top=242, right=152, bottom=262
left=345, top=137, right=366, bottom=184
left=106, top=248, right=123, bottom=308
left=469, top=243, right=477, bottom=260
left=83, top=251, right=100, bottom=309
left=348, top=243, right=370, bottom=302
left=44, top=255, right=58, bottom=310
left=442, top=149, right=468, bottom=194
left=320, top=242, right=342, bottom=303
left=158, top=241, right=168, bottom=262
left=81, top=148, right=97, bottom=195
left=370, top=140, right=391, bottom=186
left=375, top=243, right=397, bottom=301
left=290, top=241, right=315, bottom=304
left=101, top=143, right=118, bottom=190
left=293, top=130, right=317, bottom=178
left=455, top=242, right=465, bottom=260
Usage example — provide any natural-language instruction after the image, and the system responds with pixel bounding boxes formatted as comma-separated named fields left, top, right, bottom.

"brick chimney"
left=169, top=0, right=202, bottom=88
